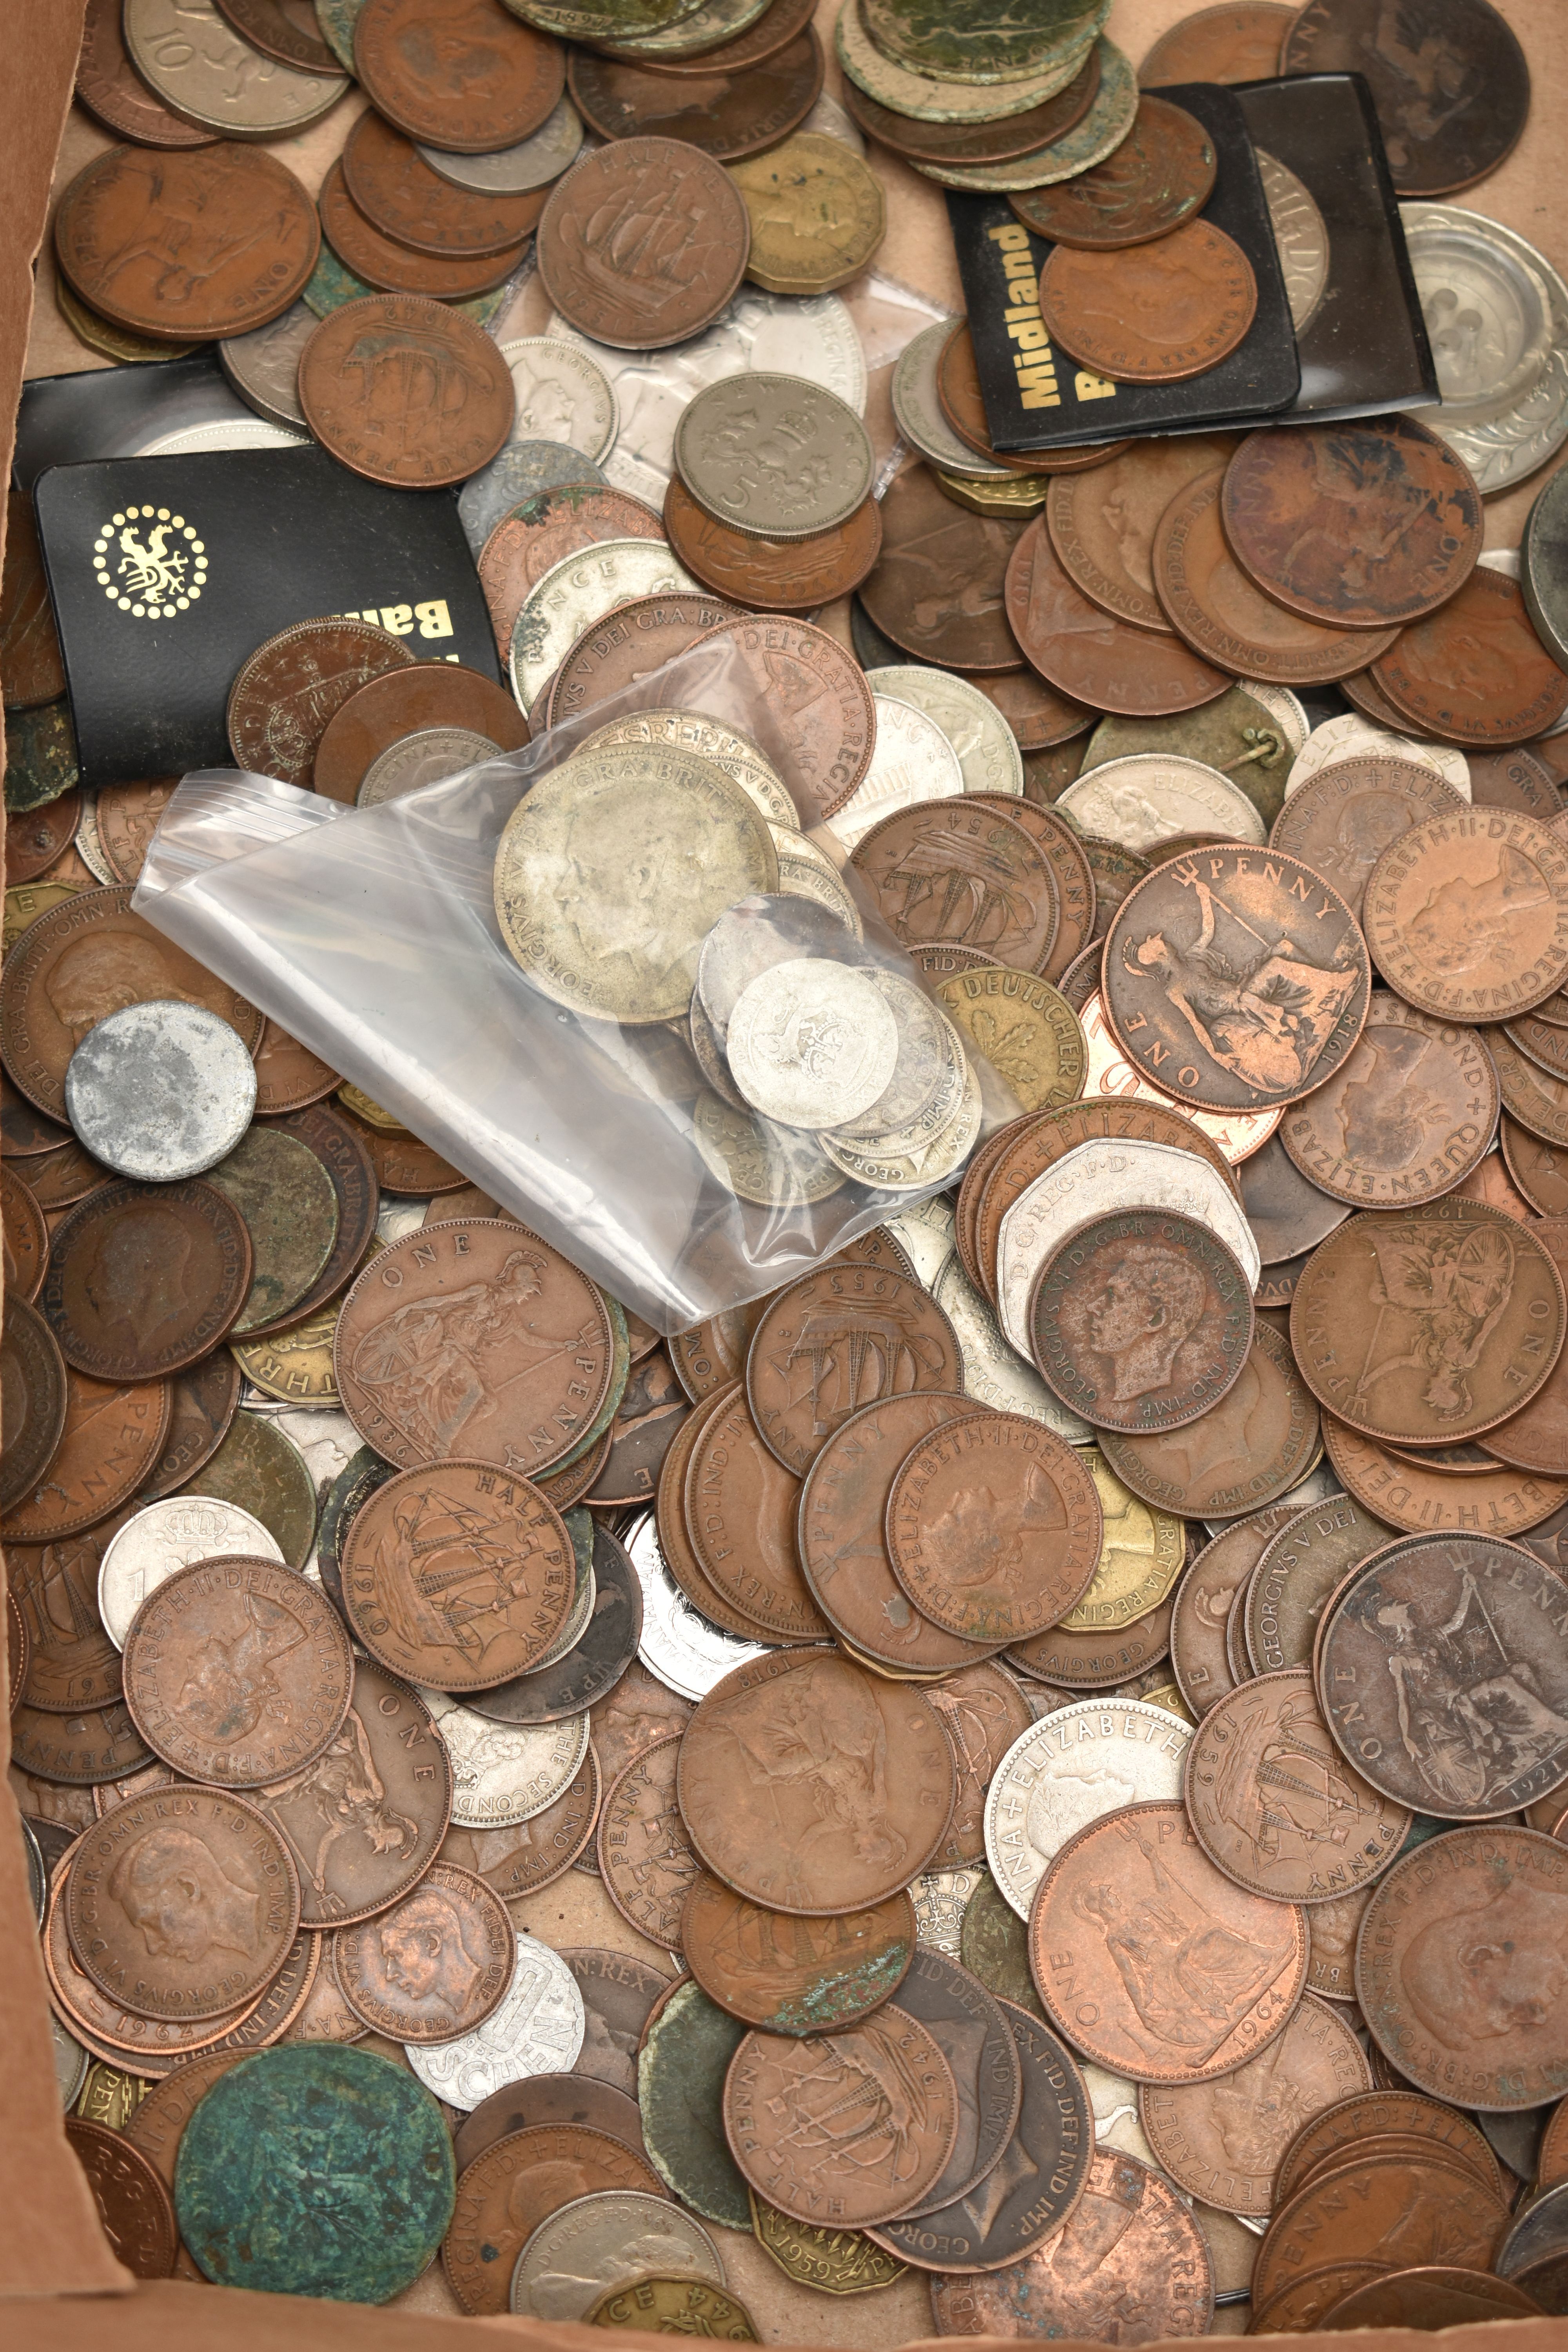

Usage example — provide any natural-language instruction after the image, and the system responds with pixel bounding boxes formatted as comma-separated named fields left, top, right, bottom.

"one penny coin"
left=688, top=615, right=874, bottom=820
left=67, top=1786, right=301, bottom=2021
left=664, top=477, right=881, bottom=614
left=227, top=618, right=414, bottom=788
left=933, top=326, right=1122, bottom=479
left=333, top=1861, right=514, bottom=2041
left=353, top=0, right=565, bottom=151
left=597, top=1732, right=700, bottom=1950
left=1007, top=519, right=1230, bottom=717
left=568, top=33, right=823, bottom=162
left=93, top=778, right=180, bottom=886
left=54, top=145, right=318, bottom=341
left=683, top=1390, right=825, bottom=1643
left=14, top=1698, right=151, bottom=1792
left=860, top=467, right=1030, bottom=673
left=1047, top=436, right=1237, bottom=635
left=1012, top=95, right=1216, bottom=248
left=682, top=1871, right=914, bottom=2033
left=1142, top=4, right=1299, bottom=85
left=1100, top=1322, right=1321, bottom=1522
left=342, top=109, right=548, bottom=256
left=300, top=296, right=514, bottom=489
left=926, top=1660, right=1035, bottom=1869
left=1279, top=992, right=1497, bottom=1205
left=544, top=589, right=745, bottom=729
left=1040, top=219, right=1257, bottom=383
left=1, top=1365, right=169, bottom=1544
left=42, top=1180, right=254, bottom=1380
left=0, top=1160, right=48, bottom=1301
left=312, top=662, right=528, bottom=802
left=249, top=1022, right=338, bottom=1116
left=850, top=800, right=1059, bottom=975
left=677, top=1648, right=956, bottom=1913
left=745, top=1263, right=961, bottom=1474
left=1323, top=1412, right=1568, bottom=1538
left=65, top=2116, right=177, bottom=2278
left=444, top=2125, right=668, bottom=2316
left=1222, top=418, right=1484, bottom=629
left=1372, top=569, right=1568, bottom=747
left=0, top=1291, right=68, bottom=1519
left=1254, top=2151, right=1508, bottom=2310
left=537, top=137, right=750, bottom=350
left=1365, top=808, right=1568, bottom=1022
left=1268, top=753, right=1467, bottom=919
left=724, top=2007, right=958, bottom=2226
left=1485, top=1220, right=1568, bottom=1473
left=317, top=163, right=528, bottom=301
left=1245, top=1491, right=1394, bottom=1679
left=1274, top=2088, right=1507, bottom=2209
left=1031, top=1799, right=1308, bottom=2083
left=950, top=793, right=1096, bottom=985
left=5, top=791, right=80, bottom=885
left=887, top=1411, right=1102, bottom=1644
left=1282, top=0, right=1529, bottom=197
left=1169, top=1507, right=1297, bottom=1717
left=451, top=2069, right=644, bottom=2177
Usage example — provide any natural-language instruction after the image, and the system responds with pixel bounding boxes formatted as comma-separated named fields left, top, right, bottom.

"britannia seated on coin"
left=174, top=1589, right=311, bottom=1749
left=727, top=1661, right=908, bottom=1893
left=108, top=1823, right=264, bottom=1965
left=1401, top=1878, right=1568, bottom=2049
left=348, top=1249, right=562, bottom=1455
left=1352, top=1221, right=1515, bottom=1422
left=265, top=1710, right=421, bottom=1896
left=1370, top=1573, right=1568, bottom=1811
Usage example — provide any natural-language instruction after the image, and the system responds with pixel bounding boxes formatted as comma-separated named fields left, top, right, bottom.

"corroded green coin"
left=181, top=1412, right=319, bottom=1570
left=303, top=243, right=512, bottom=330
left=960, top=1872, right=1045, bottom=2021
left=913, top=38, right=1137, bottom=192
left=313, top=0, right=364, bottom=72
left=837, top=0, right=1090, bottom=123
left=1080, top=686, right=1297, bottom=831
left=862, top=0, right=1108, bottom=85
left=175, top=2045, right=455, bottom=2301
left=4, top=701, right=79, bottom=813
left=638, top=1978, right=751, bottom=2229
left=207, top=1126, right=340, bottom=1332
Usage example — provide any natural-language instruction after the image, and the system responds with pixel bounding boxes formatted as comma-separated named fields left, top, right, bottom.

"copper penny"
left=1323, top=2270, right=1546, bottom=2329
left=75, top=0, right=218, bottom=145
left=1222, top=418, right=1484, bottom=629
left=1142, top=4, right=1299, bottom=85
left=935, top=327, right=1120, bottom=478
left=1372, top=568, right=1568, bottom=747
left=5, top=792, right=82, bottom=886
left=9, top=1520, right=125, bottom=1714
left=65, top=2116, right=177, bottom=2278
left=1490, top=1219, right=1568, bottom=1471
left=544, top=589, right=745, bottom=730
left=1279, top=991, right=1497, bottom=1206
left=1007, top=518, right=1230, bottom=717
left=1104, top=845, right=1370, bottom=1112
left=652, top=1383, right=773, bottom=1640
left=66, top=1786, right=301, bottom=2022
left=451, top=2065, right=644, bottom=2175
left=1046, top=437, right=1236, bottom=636
left=479, top=486, right=664, bottom=657
left=332, top=1860, right=513, bottom=2041
left=663, top=476, right=881, bottom=615
left=1323, top=1412, right=1568, bottom=1538
left=746, top=1262, right=961, bottom=1475
left=1541, top=2098, right=1568, bottom=2189
left=1274, top=2087, right=1506, bottom=2207
left=353, top=0, right=565, bottom=151
left=443, top=2125, right=668, bottom=2316
left=688, top=615, right=873, bottom=820
left=724, top=2006, right=958, bottom=2226
left=670, top=1294, right=776, bottom=1404
left=440, top=1744, right=599, bottom=1900
left=1282, top=0, right=1529, bottom=198
left=1039, top=219, right=1256, bottom=384
left=123, top=1554, right=353, bottom=1787
left=1, top=883, right=262, bottom=1120
left=336, top=1106, right=469, bottom=1197
left=300, top=294, right=514, bottom=489
left=92, top=779, right=180, bottom=887
left=1365, top=808, right=1568, bottom=1022
left=2, top=1364, right=169, bottom=1544
left=334, top=1216, right=613, bottom=1476
left=1292, top=1200, right=1566, bottom=1445
left=1253, top=2151, right=1509, bottom=2309
left=247, top=1022, right=337, bottom=1117
left=0, top=1160, right=48, bottom=1303
left=1268, top=754, right=1467, bottom=920
left=1245, top=1492, right=1394, bottom=1679
left=1169, top=1508, right=1295, bottom=1717
left=584, top=1664, right=691, bottom=1815
left=568, top=31, right=823, bottom=162
left=2, top=488, right=65, bottom=710
left=1452, top=1140, right=1537, bottom=1220
left=1502, top=1116, right=1568, bottom=1214
left=841, top=42, right=1098, bottom=167
left=925, top=1660, right=1034, bottom=1868
left=584, top=1347, right=690, bottom=1508
left=54, top=144, right=318, bottom=341
left=1249, top=2265, right=1391, bottom=2336
left=340, top=1459, right=574, bottom=1691
left=317, top=162, right=528, bottom=300
left=312, top=662, right=528, bottom=802
left=1504, top=1011, right=1568, bottom=1090
left=1469, top=746, right=1564, bottom=819
left=677, top=1647, right=956, bottom=1912
left=885, top=1411, right=1100, bottom=1646
left=860, top=468, right=1029, bottom=673
left=12, top=1698, right=150, bottom=1789
left=25, top=1137, right=115, bottom=1212
left=227, top=618, right=415, bottom=788
left=849, top=800, right=1058, bottom=975
left=681, top=1868, right=914, bottom=2034
left=1014, top=94, right=1218, bottom=250
left=683, top=1388, right=825, bottom=1643
left=596, top=1731, right=699, bottom=1949
left=537, top=136, right=750, bottom=350
left=1099, top=1322, right=1321, bottom=1521
left=121, top=2051, right=245, bottom=2205
left=42, top=1180, right=253, bottom=1381
left=1489, top=1026, right=1568, bottom=1146
left=955, top=793, right=1094, bottom=986
left=342, top=109, right=548, bottom=257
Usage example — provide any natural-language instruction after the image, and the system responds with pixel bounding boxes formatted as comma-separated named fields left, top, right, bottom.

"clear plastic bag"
left=134, top=633, right=1018, bottom=1333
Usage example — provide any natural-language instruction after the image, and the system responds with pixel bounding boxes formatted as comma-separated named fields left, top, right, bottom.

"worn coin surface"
left=1376, top=568, right=1568, bottom=747
left=886, top=1411, right=1101, bottom=1644
left=1244, top=1492, right=1392, bottom=1677
left=727, top=132, right=884, bottom=294
left=1011, top=92, right=1215, bottom=247
left=342, top=106, right=547, bottom=254
left=227, top=619, right=414, bottom=788
left=510, top=2188, right=723, bottom=2320
left=746, top=1263, right=961, bottom=1474
left=1283, top=0, right=1529, bottom=196
left=1008, top=521, right=1230, bottom=718
left=1039, top=218, right=1256, bottom=383
left=848, top=801, right=1055, bottom=973
left=682, top=1871, right=913, bottom=2035
left=1170, top=1509, right=1292, bottom=1718
left=1141, top=3, right=1299, bottom=83
left=596, top=1733, right=699, bottom=1950
left=62, top=1003, right=255, bottom=1184
left=726, top=961, right=898, bottom=1131
left=691, top=615, right=875, bottom=820
left=333, top=1861, right=512, bottom=2043
left=1045, top=436, right=1235, bottom=635
left=1100, top=1321, right=1320, bottom=1521
left=538, top=137, right=750, bottom=349
left=409, top=1933, right=586, bottom=2120
left=299, top=294, right=514, bottom=488
left=354, top=0, right=564, bottom=149
left=984, top=1696, right=1193, bottom=1923
left=830, top=697, right=967, bottom=850
left=445, top=2118, right=660, bottom=2312
left=1269, top=754, right=1468, bottom=919
left=567, top=30, right=822, bottom=160
left=318, top=162, right=528, bottom=299
left=860, top=468, right=1028, bottom=673
left=1253, top=2147, right=1509, bottom=2310
left=44, top=1179, right=254, bottom=1383
left=682, top=1391, right=823, bottom=1642
left=64, top=2115, right=176, bottom=2279
left=1364, top=809, right=1568, bottom=1021
left=1280, top=994, right=1497, bottom=1207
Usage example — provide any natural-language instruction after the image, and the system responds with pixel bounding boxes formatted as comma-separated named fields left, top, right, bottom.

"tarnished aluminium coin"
left=984, top=1697, right=1194, bottom=1922
left=675, top=376, right=873, bottom=539
left=219, top=300, right=316, bottom=430
left=420, top=95, right=584, bottom=194
left=507, top=538, right=697, bottom=708
left=510, top=2189, right=725, bottom=2320
left=726, top=959, right=899, bottom=1130
left=622, top=1511, right=770, bottom=1700
left=98, top=1494, right=283, bottom=1649
left=407, top=1933, right=585, bottom=2112
left=460, top=442, right=609, bottom=555
left=62, top=1002, right=255, bottom=1182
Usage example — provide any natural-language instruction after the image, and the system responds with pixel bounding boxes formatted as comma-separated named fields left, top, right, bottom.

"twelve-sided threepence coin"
left=421, top=1690, right=591, bottom=1829
left=624, top=1511, right=771, bottom=1700
left=996, top=1138, right=1262, bottom=1357
left=98, top=1494, right=283, bottom=1648
left=984, top=1697, right=1196, bottom=1922
left=1284, top=715, right=1471, bottom=800
left=828, top=696, right=965, bottom=851
left=64, top=1001, right=258, bottom=1182
left=727, top=958, right=901, bottom=1131
left=1056, top=755, right=1267, bottom=855
left=404, top=1932, right=585, bottom=2111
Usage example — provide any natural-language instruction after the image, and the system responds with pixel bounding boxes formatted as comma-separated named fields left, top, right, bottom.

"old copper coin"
left=887, top=1411, right=1101, bottom=1644
left=334, top=1217, right=613, bottom=1476
left=342, top=109, right=548, bottom=256
left=13, top=1698, right=151, bottom=1789
left=677, top=1648, right=956, bottom=1913
left=1, top=883, right=263, bottom=1120
left=443, top=2125, right=669, bottom=2317
left=65, top=2116, right=177, bottom=2278
left=451, top=2067, right=644, bottom=2176
left=123, top=1555, right=353, bottom=1787
left=42, top=1180, right=253, bottom=1381
left=249, top=1023, right=338, bottom=1117
left=1031, top=1799, right=1307, bottom=2083
left=568, top=32, right=822, bottom=161
left=683, top=1388, right=825, bottom=1644
left=653, top=1383, right=775, bottom=1641
left=2, top=490, right=65, bottom=710
left=1240, top=1134, right=1352, bottom=1270
left=354, top=0, right=565, bottom=149
left=341, top=1459, right=574, bottom=1692
left=688, top=615, right=874, bottom=820
left=1046, top=437, right=1236, bottom=636
left=336, top=1106, right=469, bottom=1198
left=537, top=136, right=750, bottom=349
left=849, top=800, right=1058, bottom=975
left=1142, top=4, right=1299, bottom=84
left=841, top=40, right=1098, bottom=166
left=0, top=1290, right=68, bottom=1520
left=317, top=163, right=528, bottom=300
left=1322, top=2270, right=1546, bottom=2330
left=544, top=590, right=745, bottom=729
left=724, top=2007, right=958, bottom=2227
left=593, top=0, right=814, bottom=69
left=1104, top=845, right=1370, bottom=1112
left=1468, top=746, right=1564, bottom=819
left=1292, top=1200, right=1567, bottom=1444
left=1039, top=219, right=1257, bottom=384
left=1245, top=1492, right=1394, bottom=1678
left=237, top=1103, right=376, bottom=1343
left=851, top=1945, right=1021, bottom=2220
left=1486, top=1220, right=1568, bottom=1473
left=1501, top=1115, right=1568, bottom=1214
left=1489, top=1027, right=1568, bottom=1147
left=0, top=1160, right=48, bottom=1301
left=926, top=1660, right=1034, bottom=1869
left=1007, top=518, right=1230, bottom=717
left=1253, top=2151, right=1509, bottom=2310
left=66, top=1786, right=301, bottom=2021
left=121, top=2051, right=245, bottom=2216
left=935, top=327, right=1125, bottom=478
left=1282, top=0, right=1529, bottom=196
left=2, top=1365, right=169, bottom=1544
left=1364, top=808, right=1568, bottom=1022
left=1169, top=1506, right=1296, bottom=1717
left=1372, top=569, right=1568, bottom=747
left=681, top=1870, right=914, bottom=2034
left=479, top=486, right=664, bottom=655
left=9, top=1519, right=127, bottom=1714
left=597, top=1731, right=699, bottom=1950
left=299, top=295, right=514, bottom=489
left=1324, top=1411, right=1568, bottom=1538
left=1027, top=1210, right=1254, bottom=1437
left=1223, top=418, right=1484, bottom=629
left=745, top=1263, right=961, bottom=1474
left=23, top=1135, right=115, bottom=1212
left=75, top=0, right=219, bottom=144
left=5, top=792, right=81, bottom=885
left=1274, top=2088, right=1506, bottom=2207
left=1098, top=1321, right=1321, bottom=1524
left=312, top=662, right=528, bottom=802
left=961, top=794, right=1094, bottom=986
left=92, top=779, right=178, bottom=886
left=860, top=468, right=1029, bottom=673
left=1279, top=992, right=1498, bottom=1207
left=54, top=144, right=318, bottom=340
left=227, top=619, right=414, bottom=789
left=333, top=1860, right=513, bottom=2042
left=664, top=477, right=882, bottom=615
left=1269, top=753, right=1467, bottom=920
left=1012, top=95, right=1217, bottom=249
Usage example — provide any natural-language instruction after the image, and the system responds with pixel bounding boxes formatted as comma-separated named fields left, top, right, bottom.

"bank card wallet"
left=33, top=441, right=499, bottom=788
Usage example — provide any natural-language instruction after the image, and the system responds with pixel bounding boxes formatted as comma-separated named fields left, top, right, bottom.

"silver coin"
left=124, top=0, right=347, bottom=135
left=934, top=1253, right=1093, bottom=1445
left=1284, top=714, right=1470, bottom=799
left=996, top=1136, right=1261, bottom=1359
left=509, top=539, right=698, bottom=711
left=777, top=844, right=864, bottom=933
left=623, top=1511, right=770, bottom=1701
left=99, top=1495, right=283, bottom=1649
left=420, top=1690, right=590, bottom=1829
left=1256, top=149, right=1330, bottom=336
left=73, top=792, right=114, bottom=883
left=697, top=896, right=864, bottom=1032
left=837, top=974, right=967, bottom=1153
left=419, top=94, right=584, bottom=194
left=1238, top=681, right=1308, bottom=757
left=581, top=709, right=797, bottom=830
left=511, top=2190, right=725, bottom=2320
left=460, top=440, right=609, bottom=557
left=817, top=1056, right=983, bottom=1191
left=405, top=1932, right=585, bottom=2111
left=220, top=300, right=317, bottom=429
left=1402, top=201, right=1568, bottom=496
left=911, top=1866, right=981, bottom=1958
left=20, top=1816, right=45, bottom=1926
left=52, top=2014, right=90, bottom=2111
left=867, top=664, right=1024, bottom=796
left=830, top=693, right=965, bottom=850
left=134, top=417, right=307, bottom=457
left=892, top=319, right=1012, bottom=481
left=64, top=1001, right=257, bottom=1182
left=983, top=1697, right=1194, bottom=1921
left=1056, top=755, right=1266, bottom=854
left=728, top=959, right=900, bottom=1130
left=675, top=374, right=874, bottom=541
left=1081, top=2059, right=1158, bottom=2166
left=358, top=727, right=501, bottom=807
left=497, top=336, right=619, bottom=464
left=884, top=1192, right=957, bottom=1289
left=693, top=1092, right=846, bottom=1207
